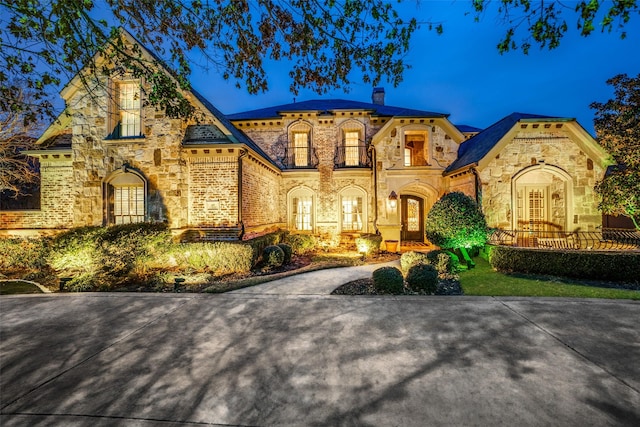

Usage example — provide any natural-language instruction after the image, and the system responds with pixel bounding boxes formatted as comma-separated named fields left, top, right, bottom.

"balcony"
left=334, top=144, right=372, bottom=168
left=282, top=145, right=319, bottom=169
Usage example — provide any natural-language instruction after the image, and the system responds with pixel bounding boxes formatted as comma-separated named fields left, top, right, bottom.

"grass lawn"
left=0, top=280, right=45, bottom=295
left=460, top=257, right=640, bottom=300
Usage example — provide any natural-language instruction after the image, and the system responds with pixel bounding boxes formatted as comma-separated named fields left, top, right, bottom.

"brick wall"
left=241, top=155, right=282, bottom=231
left=188, top=156, right=239, bottom=226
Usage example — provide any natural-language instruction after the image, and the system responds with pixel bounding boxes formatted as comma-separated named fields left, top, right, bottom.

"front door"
left=401, top=195, right=424, bottom=241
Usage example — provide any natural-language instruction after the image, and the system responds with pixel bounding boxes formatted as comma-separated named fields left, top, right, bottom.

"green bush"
left=372, top=266, right=404, bottom=294
left=0, top=238, right=49, bottom=271
left=262, top=245, right=285, bottom=268
left=245, top=231, right=286, bottom=265
left=355, top=233, right=383, bottom=256
left=168, top=242, right=253, bottom=274
left=406, top=264, right=438, bottom=293
left=400, top=251, right=430, bottom=275
left=426, top=250, right=460, bottom=274
left=488, top=246, right=640, bottom=284
left=277, top=243, right=293, bottom=264
left=425, top=192, right=488, bottom=250
left=286, top=233, right=317, bottom=255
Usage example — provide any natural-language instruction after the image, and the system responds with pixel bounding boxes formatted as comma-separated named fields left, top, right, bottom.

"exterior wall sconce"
left=388, top=191, right=398, bottom=209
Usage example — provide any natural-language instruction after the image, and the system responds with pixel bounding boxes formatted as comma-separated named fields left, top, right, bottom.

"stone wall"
left=479, top=130, right=605, bottom=231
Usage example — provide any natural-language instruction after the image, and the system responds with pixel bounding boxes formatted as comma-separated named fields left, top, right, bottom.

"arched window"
left=105, top=168, right=147, bottom=225
left=340, top=186, right=367, bottom=232
left=287, top=122, right=314, bottom=168
left=337, top=120, right=366, bottom=167
left=288, top=187, right=315, bottom=232
left=512, top=165, right=572, bottom=231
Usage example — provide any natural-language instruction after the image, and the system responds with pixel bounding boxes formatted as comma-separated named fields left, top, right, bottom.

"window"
left=293, top=132, right=309, bottom=167
left=106, top=170, right=146, bottom=225
left=344, top=131, right=360, bottom=166
left=404, top=134, right=427, bottom=166
left=340, top=187, right=367, bottom=232
left=292, top=196, right=313, bottom=231
left=341, top=195, right=363, bottom=231
left=111, top=81, right=142, bottom=138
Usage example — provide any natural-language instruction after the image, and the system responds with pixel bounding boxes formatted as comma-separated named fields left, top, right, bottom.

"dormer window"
left=404, top=133, right=428, bottom=166
left=108, top=80, right=142, bottom=139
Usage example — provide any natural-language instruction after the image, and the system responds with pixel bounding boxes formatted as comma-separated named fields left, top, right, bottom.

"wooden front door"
left=401, top=195, right=424, bottom=241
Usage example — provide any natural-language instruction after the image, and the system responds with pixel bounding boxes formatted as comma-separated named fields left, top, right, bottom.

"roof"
left=190, top=89, right=279, bottom=168
left=455, top=124, right=483, bottom=134
left=227, top=99, right=448, bottom=121
left=445, top=112, right=567, bottom=174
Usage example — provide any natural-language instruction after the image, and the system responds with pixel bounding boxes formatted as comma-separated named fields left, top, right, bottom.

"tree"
left=0, top=86, right=41, bottom=196
left=1, top=0, right=419, bottom=123
left=425, top=192, right=489, bottom=250
left=471, top=0, right=639, bottom=53
left=591, top=73, right=640, bottom=231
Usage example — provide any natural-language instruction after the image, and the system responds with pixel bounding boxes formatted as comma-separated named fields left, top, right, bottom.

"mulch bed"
left=332, top=277, right=464, bottom=296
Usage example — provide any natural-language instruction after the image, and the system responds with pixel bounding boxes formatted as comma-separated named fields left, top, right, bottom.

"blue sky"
left=187, top=1, right=640, bottom=135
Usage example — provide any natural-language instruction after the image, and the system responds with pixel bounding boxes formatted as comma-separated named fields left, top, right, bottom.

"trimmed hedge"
left=425, top=192, right=488, bottom=249
left=400, top=251, right=430, bottom=275
left=277, top=243, right=293, bottom=264
left=245, top=231, right=286, bottom=265
left=372, top=266, right=404, bottom=294
left=263, top=245, right=285, bottom=268
left=406, top=264, right=438, bottom=293
left=286, top=233, right=317, bottom=255
left=488, top=246, right=640, bottom=283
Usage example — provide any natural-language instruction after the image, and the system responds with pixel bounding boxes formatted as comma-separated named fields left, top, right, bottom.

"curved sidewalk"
left=230, top=260, right=400, bottom=295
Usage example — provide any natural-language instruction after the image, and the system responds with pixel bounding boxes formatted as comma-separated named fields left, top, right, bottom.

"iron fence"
left=488, top=228, right=640, bottom=251
left=334, top=144, right=372, bottom=168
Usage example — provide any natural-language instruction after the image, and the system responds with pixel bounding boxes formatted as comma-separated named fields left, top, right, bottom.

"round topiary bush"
left=372, top=266, right=404, bottom=294
left=262, top=245, right=285, bottom=268
left=277, top=243, right=293, bottom=264
left=425, top=192, right=488, bottom=250
left=400, top=250, right=430, bottom=275
left=406, top=264, right=438, bottom=294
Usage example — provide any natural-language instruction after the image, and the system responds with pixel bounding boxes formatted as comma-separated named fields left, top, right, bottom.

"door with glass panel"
left=401, top=195, right=423, bottom=241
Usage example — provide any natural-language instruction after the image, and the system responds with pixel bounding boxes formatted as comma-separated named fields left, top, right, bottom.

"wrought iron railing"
left=282, top=145, right=319, bottom=169
left=334, top=144, right=372, bottom=168
left=488, top=229, right=640, bottom=251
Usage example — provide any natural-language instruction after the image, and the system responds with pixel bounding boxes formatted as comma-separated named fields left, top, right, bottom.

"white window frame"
left=288, top=187, right=315, bottom=232
left=340, top=186, right=367, bottom=233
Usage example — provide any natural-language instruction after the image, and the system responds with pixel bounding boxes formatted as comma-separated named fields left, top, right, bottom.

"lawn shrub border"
left=488, top=245, right=640, bottom=284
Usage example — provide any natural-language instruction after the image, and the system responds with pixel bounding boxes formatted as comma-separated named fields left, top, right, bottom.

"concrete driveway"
left=1, top=287, right=639, bottom=426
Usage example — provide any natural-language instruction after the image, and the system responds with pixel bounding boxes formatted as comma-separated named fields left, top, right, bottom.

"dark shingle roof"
left=445, top=112, right=563, bottom=174
left=183, top=124, right=231, bottom=144
left=455, top=124, right=483, bottom=134
left=227, top=99, right=448, bottom=120
left=189, top=88, right=280, bottom=168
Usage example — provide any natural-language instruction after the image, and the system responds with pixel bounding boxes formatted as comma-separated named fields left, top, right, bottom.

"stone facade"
left=478, top=129, right=605, bottom=231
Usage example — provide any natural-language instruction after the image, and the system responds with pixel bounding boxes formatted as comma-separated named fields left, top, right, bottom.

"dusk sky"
left=186, top=1, right=640, bottom=135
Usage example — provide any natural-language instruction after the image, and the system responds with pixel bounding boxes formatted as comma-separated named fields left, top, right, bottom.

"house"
left=0, top=30, right=614, bottom=247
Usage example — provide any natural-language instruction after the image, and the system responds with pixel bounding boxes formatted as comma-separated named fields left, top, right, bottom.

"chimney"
left=372, top=87, right=385, bottom=105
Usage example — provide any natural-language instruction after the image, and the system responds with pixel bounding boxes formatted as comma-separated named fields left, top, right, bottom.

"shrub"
left=169, top=242, right=253, bottom=275
left=262, top=245, right=285, bottom=268
left=0, top=238, right=49, bottom=271
left=426, top=250, right=460, bottom=274
left=355, top=233, right=383, bottom=256
left=277, top=243, right=293, bottom=264
left=245, top=231, right=286, bottom=265
left=425, top=192, right=488, bottom=250
left=372, top=266, right=404, bottom=294
left=286, top=233, right=317, bottom=255
left=400, top=251, right=430, bottom=275
left=488, top=246, right=640, bottom=284
left=406, top=264, right=438, bottom=294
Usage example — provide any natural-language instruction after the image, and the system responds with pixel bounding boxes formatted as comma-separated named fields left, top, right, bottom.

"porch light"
left=388, top=191, right=398, bottom=209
